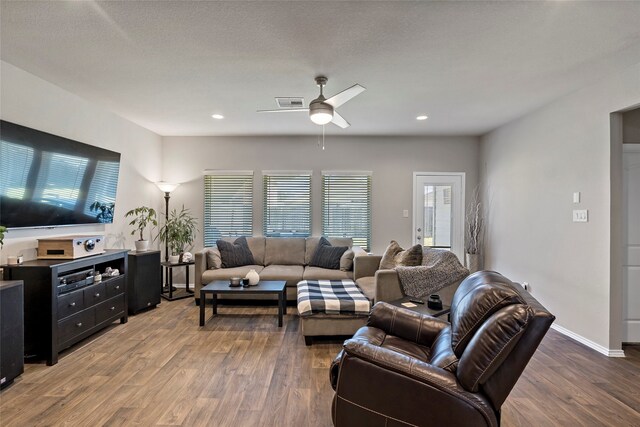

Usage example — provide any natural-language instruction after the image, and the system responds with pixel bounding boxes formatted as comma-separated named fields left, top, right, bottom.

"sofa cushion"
left=305, top=237, right=353, bottom=265
left=304, top=266, right=353, bottom=282
left=206, top=248, right=222, bottom=269
left=201, top=265, right=264, bottom=284
left=379, top=240, right=422, bottom=269
left=264, top=237, right=306, bottom=266
left=355, top=276, right=376, bottom=301
left=219, top=236, right=266, bottom=266
left=217, top=236, right=256, bottom=268
left=310, top=237, right=348, bottom=269
left=340, top=249, right=355, bottom=271
left=259, top=265, right=304, bottom=287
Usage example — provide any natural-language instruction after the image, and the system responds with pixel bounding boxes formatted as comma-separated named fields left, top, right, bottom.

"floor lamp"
left=155, top=181, right=180, bottom=262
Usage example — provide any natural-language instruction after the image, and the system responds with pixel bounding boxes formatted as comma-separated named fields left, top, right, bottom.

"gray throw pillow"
left=206, top=248, right=222, bottom=269
left=310, top=237, right=348, bottom=270
left=340, top=248, right=355, bottom=271
left=379, top=240, right=423, bottom=269
left=217, top=236, right=256, bottom=268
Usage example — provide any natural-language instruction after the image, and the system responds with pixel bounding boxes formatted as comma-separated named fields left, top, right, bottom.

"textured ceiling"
left=1, top=1, right=640, bottom=136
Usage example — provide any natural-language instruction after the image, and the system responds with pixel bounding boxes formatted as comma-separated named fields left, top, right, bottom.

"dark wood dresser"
left=2, top=250, right=128, bottom=366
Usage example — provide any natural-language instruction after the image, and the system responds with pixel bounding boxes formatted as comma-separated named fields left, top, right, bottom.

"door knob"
left=416, top=236, right=422, bottom=241
left=417, top=228, right=422, bottom=232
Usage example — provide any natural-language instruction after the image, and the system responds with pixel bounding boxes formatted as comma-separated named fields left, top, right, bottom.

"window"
left=203, top=172, right=254, bottom=246
left=263, top=171, right=311, bottom=237
left=322, top=171, right=372, bottom=251
left=83, top=160, right=120, bottom=217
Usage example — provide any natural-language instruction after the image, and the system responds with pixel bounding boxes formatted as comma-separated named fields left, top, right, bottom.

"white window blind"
left=204, top=172, right=254, bottom=246
left=263, top=172, right=311, bottom=237
left=322, top=172, right=372, bottom=251
left=34, top=152, right=88, bottom=210
left=83, top=160, right=120, bottom=217
left=0, top=140, right=34, bottom=200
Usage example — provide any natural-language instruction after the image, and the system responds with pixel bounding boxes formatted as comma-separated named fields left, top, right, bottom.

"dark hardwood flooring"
left=1, top=298, right=639, bottom=426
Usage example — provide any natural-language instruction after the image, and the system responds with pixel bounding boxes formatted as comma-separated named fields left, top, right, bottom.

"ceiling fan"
left=257, top=76, right=366, bottom=128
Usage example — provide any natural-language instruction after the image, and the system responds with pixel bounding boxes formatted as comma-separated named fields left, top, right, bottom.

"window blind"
left=83, top=160, right=120, bottom=217
left=204, top=173, right=254, bottom=246
left=263, top=172, right=311, bottom=237
left=322, top=172, right=372, bottom=251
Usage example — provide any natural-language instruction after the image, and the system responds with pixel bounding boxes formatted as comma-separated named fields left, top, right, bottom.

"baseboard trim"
left=551, top=324, right=626, bottom=358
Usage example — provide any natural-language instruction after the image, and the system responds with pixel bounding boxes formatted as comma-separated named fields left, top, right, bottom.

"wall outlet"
left=572, top=209, right=588, bottom=222
left=573, top=192, right=580, bottom=204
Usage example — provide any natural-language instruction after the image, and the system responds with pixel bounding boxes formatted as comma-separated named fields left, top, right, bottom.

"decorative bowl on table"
left=229, top=277, right=242, bottom=287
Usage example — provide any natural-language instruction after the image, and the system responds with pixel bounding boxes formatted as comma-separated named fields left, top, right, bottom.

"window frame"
left=262, top=170, right=312, bottom=238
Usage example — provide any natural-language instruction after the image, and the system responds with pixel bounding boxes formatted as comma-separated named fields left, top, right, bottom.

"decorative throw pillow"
left=206, top=248, right=222, bottom=269
left=310, top=237, right=348, bottom=270
left=379, top=240, right=423, bottom=269
left=340, top=248, right=355, bottom=271
left=217, top=236, right=256, bottom=268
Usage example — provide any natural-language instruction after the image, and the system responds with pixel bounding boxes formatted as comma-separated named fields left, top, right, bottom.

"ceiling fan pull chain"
left=322, top=125, right=326, bottom=150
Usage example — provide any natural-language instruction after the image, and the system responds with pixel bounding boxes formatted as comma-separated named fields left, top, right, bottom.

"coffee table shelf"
left=199, top=280, right=287, bottom=327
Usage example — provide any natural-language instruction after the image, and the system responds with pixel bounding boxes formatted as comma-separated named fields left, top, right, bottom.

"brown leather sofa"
left=330, top=270, right=555, bottom=427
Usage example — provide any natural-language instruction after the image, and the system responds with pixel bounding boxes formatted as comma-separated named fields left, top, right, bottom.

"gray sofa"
left=194, top=236, right=367, bottom=304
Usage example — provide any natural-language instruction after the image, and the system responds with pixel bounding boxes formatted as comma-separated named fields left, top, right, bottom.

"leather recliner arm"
left=335, top=339, right=498, bottom=427
left=367, top=301, right=450, bottom=346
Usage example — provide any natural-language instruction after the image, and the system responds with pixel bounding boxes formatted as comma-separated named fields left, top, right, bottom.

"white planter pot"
left=134, top=240, right=150, bottom=252
left=169, top=254, right=180, bottom=264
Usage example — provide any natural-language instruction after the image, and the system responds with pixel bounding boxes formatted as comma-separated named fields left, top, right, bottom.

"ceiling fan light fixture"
left=309, top=101, right=334, bottom=125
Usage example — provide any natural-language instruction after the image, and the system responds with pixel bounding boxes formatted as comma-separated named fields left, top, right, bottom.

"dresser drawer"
left=105, top=276, right=125, bottom=298
left=58, top=309, right=95, bottom=345
left=57, top=289, right=85, bottom=319
left=83, top=282, right=106, bottom=307
left=95, top=294, right=125, bottom=324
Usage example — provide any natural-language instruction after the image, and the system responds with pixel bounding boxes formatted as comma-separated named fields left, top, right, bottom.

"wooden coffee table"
left=199, top=280, right=287, bottom=327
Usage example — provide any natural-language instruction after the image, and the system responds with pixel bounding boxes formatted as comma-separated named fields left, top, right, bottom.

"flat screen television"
left=0, top=120, right=121, bottom=228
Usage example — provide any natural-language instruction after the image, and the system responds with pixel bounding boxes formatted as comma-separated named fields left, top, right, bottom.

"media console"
left=2, top=250, right=128, bottom=366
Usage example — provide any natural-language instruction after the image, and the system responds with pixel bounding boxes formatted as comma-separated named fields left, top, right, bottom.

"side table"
left=388, top=296, right=451, bottom=319
left=161, top=260, right=195, bottom=301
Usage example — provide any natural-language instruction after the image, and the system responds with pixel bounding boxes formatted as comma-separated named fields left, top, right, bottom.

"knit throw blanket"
left=395, top=248, right=470, bottom=298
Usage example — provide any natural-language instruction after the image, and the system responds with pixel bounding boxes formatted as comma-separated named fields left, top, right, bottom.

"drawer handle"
left=95, top=293, right=100, bottom=297
left=69, top=302, right=76, bottom=307
left=110, top=306, right=115, bottom=311
left=147, top=302, right=151, bottom=306
left=76, top=322, right=83, bottom=327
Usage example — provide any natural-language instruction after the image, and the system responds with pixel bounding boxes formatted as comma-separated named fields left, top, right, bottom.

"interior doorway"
left=413, top=172, right=465, bottom=262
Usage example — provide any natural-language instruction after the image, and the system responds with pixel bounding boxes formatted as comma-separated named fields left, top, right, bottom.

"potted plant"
left=158, top=206, right=197, bottom=263
left=125, top=206, right=158, bottom=252
left=465, top=186, right=483, bottom=273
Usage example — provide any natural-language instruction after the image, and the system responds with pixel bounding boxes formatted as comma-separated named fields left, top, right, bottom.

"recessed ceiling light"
left=416, top=115, right=428, bottom=121
left=211, top=114, right=224, bottom=119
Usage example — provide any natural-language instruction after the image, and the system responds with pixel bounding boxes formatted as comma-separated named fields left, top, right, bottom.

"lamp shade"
left=309, top=101, right=334, bottom=125
left=156, top=181, right=180, bottom=193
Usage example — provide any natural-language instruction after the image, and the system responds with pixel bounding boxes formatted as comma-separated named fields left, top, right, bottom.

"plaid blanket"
left=297, top=279, right=371, bottom=317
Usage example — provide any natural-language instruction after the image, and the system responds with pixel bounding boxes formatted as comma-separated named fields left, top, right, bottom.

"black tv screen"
left=0, top=120, right=121, bottom=228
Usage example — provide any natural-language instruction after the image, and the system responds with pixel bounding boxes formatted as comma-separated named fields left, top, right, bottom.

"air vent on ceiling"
left=275, top=97, right=305, bottom=108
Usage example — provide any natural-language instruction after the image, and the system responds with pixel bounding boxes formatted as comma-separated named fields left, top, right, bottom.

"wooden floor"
left=1, top=299, right=639, bottom=427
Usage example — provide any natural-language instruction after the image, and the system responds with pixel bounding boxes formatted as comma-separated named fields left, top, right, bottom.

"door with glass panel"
left=413, top=173, right=465, bottom=261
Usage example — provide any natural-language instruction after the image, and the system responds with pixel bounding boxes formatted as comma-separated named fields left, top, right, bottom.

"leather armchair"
left=330, top=271, right=555, bottom=427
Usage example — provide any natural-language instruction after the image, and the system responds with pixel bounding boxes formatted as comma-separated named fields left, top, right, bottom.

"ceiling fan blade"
left=331, top=111, right=350, bottom=128
left=257, top=108, right=309, bottom=113
left=325, top=84, right=366, bottom=108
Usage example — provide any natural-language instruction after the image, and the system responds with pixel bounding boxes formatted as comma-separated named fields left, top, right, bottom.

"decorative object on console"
left=379, top=240, right=423, bottom=269
left=37, top=235, right=105, bottom=260
left=465, top=185, right=484, bottom=273
left=245, top=268, right=260, bottom=286
left=125, top=206, right=158, bottom=252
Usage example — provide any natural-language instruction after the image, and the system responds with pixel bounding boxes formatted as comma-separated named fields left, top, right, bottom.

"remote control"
left=409, top=299, right=424, bottom=305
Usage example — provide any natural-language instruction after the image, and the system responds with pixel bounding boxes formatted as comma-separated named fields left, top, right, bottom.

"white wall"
left=161, top=135, right=479, bottom=254
left=480, top=62, right=640, bottom=351
left=623, top=108, right=640, bottom=143
left=0, top=61, right=163, bottom=264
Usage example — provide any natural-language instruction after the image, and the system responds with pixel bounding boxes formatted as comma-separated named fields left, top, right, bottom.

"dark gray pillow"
left=217, top=236, right=256, bottom=268
left=310, top=237, right=348, bottom=270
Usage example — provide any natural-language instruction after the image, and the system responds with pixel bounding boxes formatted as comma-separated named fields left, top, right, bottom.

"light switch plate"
left=573, top=192, right=580, bottom=204
left=572, top=209, right=588, bottom=222
left=402, top=209, right=409, bottom=218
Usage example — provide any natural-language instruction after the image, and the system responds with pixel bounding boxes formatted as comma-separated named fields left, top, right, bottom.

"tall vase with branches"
left=465, top=186, right=484, bottom=273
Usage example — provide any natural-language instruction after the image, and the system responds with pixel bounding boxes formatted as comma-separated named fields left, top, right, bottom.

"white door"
left=413, top=173, right=465, bottom=262
left=623, top=146, right=640, bottom=343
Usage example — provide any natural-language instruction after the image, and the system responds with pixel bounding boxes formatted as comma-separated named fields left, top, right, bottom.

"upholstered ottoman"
left=296, top=279, right=371, bottom=346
